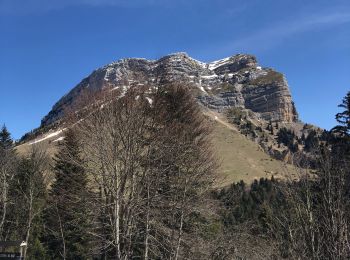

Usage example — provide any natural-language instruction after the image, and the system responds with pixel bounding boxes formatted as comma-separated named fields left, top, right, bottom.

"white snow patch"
left=146, top=97, right=153, bottom=104
left=208, top=57, right=231, bottom=70
left=104, top=67, right=114, bottom=81
left=199, top=86, right=207, bottom=93
left=53, top=137, right=65, bottom=142
left=189, top=57, right=207, bottom=69
left=29, top=129, right=65, bottom=145
left=256, top=66, right=262, bottom=70
left=111, top=85, right=128, bottom=97
left=201, top=74, right=218, bottom=80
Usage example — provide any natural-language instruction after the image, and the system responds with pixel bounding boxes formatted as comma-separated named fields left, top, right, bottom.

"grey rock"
left=41, top=52, right=298, bottom=126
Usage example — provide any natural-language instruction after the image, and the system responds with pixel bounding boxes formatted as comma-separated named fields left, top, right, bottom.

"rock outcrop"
left=41, top=52, right=298, bottom=126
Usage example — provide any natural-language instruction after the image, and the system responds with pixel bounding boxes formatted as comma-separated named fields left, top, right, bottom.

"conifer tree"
left=45, top=129, right=91, bottom=260
left=331, top=91, right=350, bottom=163
left=0, top=125, right=13, bottom=149
left=332, top=91, right=350, bottom=137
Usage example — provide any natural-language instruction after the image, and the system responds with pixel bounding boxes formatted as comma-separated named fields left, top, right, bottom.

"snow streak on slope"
left=29, top=129, right=65, bottom=145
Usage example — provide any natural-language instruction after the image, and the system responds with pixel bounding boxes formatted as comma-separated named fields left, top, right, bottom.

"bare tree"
left=77, top=86, right=154, bottom=258
left=0, top=126, right=17, bottom=240
left=11, top=144, right=49, bottom=259
left=270, top=147, right=350, bottom=259
left=75, top=83, right=217, bottom=259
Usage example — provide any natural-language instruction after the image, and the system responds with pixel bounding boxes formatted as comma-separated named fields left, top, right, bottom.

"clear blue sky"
left=0, top=0, right=349, bottom=139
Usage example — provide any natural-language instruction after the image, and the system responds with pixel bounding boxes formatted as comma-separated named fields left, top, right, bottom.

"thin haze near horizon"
left=0, top=0, right=349, bottom=139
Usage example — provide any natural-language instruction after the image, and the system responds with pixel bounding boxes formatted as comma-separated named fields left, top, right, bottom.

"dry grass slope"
left=206, top=110, right=296, bottom=186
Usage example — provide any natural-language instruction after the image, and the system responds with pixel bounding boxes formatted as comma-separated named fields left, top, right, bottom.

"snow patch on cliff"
left=208, top=57, right=231, bottom=70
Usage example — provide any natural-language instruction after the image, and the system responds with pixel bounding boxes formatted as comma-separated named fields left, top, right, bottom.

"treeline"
left=216, top=146, right=349, bottom=259
left=0, top=85, right=217, bottom=259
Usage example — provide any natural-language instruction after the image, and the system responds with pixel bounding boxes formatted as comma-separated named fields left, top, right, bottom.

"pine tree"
left=331, top=91, right=350, bottom=158
left=45, top=129, right=91, bottom=259
left=332, top=91, right=350, bottom=137
left=151, top=85, right=217, bottom=258
left=28, top=237, right=48, bottom=260
left=0, top=125, right=13, bottom=149
left=304, top=130, right=318, bottom=152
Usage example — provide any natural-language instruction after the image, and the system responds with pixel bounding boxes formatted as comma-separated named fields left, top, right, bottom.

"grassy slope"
left=207, top=110, right=296, bottom=186
left=16, top=138, right=59, bottom=158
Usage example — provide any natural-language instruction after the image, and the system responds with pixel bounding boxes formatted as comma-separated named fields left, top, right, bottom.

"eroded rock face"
left=41, top=52, right=298, bottom=126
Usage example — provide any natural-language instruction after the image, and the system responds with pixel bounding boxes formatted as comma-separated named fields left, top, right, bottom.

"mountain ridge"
left=41, top=52, right=298, bottom=127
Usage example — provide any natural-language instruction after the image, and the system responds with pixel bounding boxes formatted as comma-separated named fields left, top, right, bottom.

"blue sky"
left=0, top=0, right=349, bottom=139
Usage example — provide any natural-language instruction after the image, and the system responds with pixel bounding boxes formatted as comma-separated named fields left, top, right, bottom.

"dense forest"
left=0, top=87, right=349, bottom=259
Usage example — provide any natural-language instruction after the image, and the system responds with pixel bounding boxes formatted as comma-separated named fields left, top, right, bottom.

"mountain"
left=18, top=52, right=302, bottom=184
left=41, top=52, right=298, bottom=127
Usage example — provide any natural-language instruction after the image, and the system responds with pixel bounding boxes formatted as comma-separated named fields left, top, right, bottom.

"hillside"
left=207, top=110, right=296, bottom=185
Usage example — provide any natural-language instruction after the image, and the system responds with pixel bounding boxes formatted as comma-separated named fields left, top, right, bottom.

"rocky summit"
left=41, top=52, right=298, bottom=126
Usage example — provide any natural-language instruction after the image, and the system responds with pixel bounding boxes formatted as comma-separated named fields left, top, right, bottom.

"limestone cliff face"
left=41, top=52, right=298, bottom=126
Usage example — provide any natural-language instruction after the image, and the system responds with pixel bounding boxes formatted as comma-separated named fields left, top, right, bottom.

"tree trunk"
left=0, top=175, right=7, bottom=238
left=57, top=207, right=66, bottom=260
left=174, top=183, right=188, bottom=260
left=144, top=181, right=150, bottom=260
left=23, top=191, right=34, bottom=260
